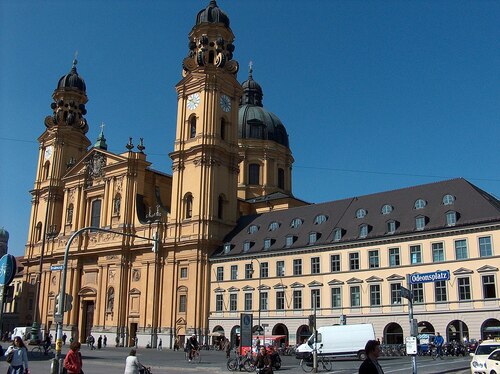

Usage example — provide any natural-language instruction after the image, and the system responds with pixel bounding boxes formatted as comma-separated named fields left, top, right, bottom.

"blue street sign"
left=0, top=254, right=17, bottom=286
left=50, top=265, right=65, bottom=271
left=409, top=270, right=450, bottom=284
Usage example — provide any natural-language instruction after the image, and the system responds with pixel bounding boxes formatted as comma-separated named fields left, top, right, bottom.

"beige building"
left=14, top=1, right=499, bottom=349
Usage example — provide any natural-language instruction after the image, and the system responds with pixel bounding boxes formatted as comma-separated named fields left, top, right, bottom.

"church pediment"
left=477, top=265, right=498, bottom=273
left=78, top=286, right=97, bottom=296
left=308, top=280, right=323, bottom=287
left=62, top=148, right=130, bottom=181
left=290, top=282, right=305, bottom=288
left=366, top=276, right=383, bottom=283
left=242, top=285, right=255, bottom=291
left=129, top=288, right=141, bottom=295
left=227, top=286, right=240, bottom=292
left=273, top=283, right=287, bottom=289
left=257, top=284, right=270, bottom=290
left=346, top=277, right=363, bottom=284
left=214, top=287, right=225, bottom=293
left=453, top=267, right=474, bottom=275
left=386, top=274, right=405, bottom=281
left=327, top=279, right=344, bottom=286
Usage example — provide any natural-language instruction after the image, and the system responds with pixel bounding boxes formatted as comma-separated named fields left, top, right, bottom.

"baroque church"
left=18, top=0, right=500, bottom=348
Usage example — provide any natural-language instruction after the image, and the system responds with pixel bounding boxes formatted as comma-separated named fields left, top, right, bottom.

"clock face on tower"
left=219, top=94, right=231, bottom=112
left=44, top=146, right=53, bottom=160
left=186, top=93, right=200, bottom=111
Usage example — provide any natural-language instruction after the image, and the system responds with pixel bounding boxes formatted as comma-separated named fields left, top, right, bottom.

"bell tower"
left=27, top=59, right=91, bottom=250
left=169, top=0, right=242, bottom=245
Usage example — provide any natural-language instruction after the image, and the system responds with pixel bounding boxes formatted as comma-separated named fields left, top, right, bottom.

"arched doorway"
left=296, top=325, right=311, bottom=345
left=272, top=323, right=289, bottom=348
left=418, top=321, right=435, bottom=334
left=447, top=320, right=469, bottom=342
left=252, top=325, right=263, bottom=335
left=384, top=322, right=403, bottom=344
left=481, top=318, right=500, bottom=339
left=211, top=325, right=225, bottom=348
left=230, top=325, right=241, bottom=348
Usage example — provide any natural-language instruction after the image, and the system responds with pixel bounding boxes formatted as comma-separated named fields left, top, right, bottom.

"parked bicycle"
left=227, top=352, right=254, bottom=372
left=298, top=352, right=332, bottom=372
left=31, top=343, right=54, bottom=357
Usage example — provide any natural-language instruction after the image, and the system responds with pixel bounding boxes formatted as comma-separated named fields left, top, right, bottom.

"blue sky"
left=1, top=0, right=499, bottom=257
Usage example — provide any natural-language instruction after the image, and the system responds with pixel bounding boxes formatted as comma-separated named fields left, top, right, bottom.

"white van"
left=296, top=324, right=376, bottom=360
left=12, top=327, right=32, bottom=340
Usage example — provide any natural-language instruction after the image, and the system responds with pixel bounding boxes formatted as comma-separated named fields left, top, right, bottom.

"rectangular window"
left=331, top=287, right=341, bottom=308
left=309, top=232, right=317, bottom=245
left=311, top=289, right=321, bottom=309
left=276, top=261, right=285, bottom=277
left=390, top=283, right=401, bottom=304
left=370, top=284, right=381, bottom=306
left=311, top=257, right=320, bottom=274
left=350, top=286, right=361, bottom=307
left=216, top=266, right=224, bottom=281
left=368, top=250, right=379, bottom=268
left=276, top=291, right=285, bottom=310
left=432, top=242, right=445, bottom=262
left=229, top=294, right=237, bottom=311
left=180, top=267, right=188, bottom=279
left=179, top=294, right=187, bottom=313
left=389, top=248, right=400, bottom=267
left=231, top=265, right=238, bottom=280
left=293, top=290, right=302, bottom=310
left=260, top=262, right=269, bottom=278
left=412, top=283, right=424, bottom=304
left=349, top=253, right=360, bottom=270
left=482, top=275, right=497, bottom=299
left=249, top=164, right=260, bottom=185
left=387, top=221, right=396, bottom=234
left=435, top=280, right=447, bottom=302
left=216, top=294, right=223, bottom=312
left=90, top=199, right=102, bottom=230
left=330, top=254, right=341, bottom=272
left=245, top=264, right=253, bottom=279
left=244, top=293, right=252, bottom=311
left=260, top=292, right=268, bottom=311
left=455, top=240, right=468, bottom=260
left=479, top=236, right=493, bottom=257
left=293, top=259, right=302, bottom=276
left=458, top=277, right=471, bottom=301
left=410, top=245, right=422, bottom=264
left=415, top=216, right=425, bottom=230
left=286, top=235, right=294, bottom=247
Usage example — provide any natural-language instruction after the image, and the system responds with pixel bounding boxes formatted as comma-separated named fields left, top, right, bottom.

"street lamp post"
left=50, top=226, right=159, bottom=374
left=249, top=258, right=262, bottom=345
left=146, top=206, right=162, bottom=349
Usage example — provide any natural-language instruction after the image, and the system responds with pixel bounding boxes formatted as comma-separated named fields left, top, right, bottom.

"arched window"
left=107, top=287, right=115, bottom=312
left=189, top=116, right=196, bottom=139
left=91, top=199, right=102, bottom=230
left=414, top=199, right=427, bottom=209
left=268, top=221, right=280, bottom=231
left=66, top=204, right=74, bottom=224
left=185, top=193, right=193, bottom=219
left=278, top=168, right=285, bottom=189
left=113, top=194, right=121, bottom=216
left=443, top=194, right=455, bottom=205
left=356, top=209, right=367, bottom=219
left=218, top=194, right=224, bottom=219
left=43, top=161, right=50, bottom=180
left=249, top=164, right=260, bottom=185
left=36, top=222, right=43, bottom=241
left=290, top=218, right=303, bottom=229
left=381, top=204, right=393, bottom=214
left=220, top=118, right=226, bottom=140
left=314, top=214, right=327, bottom=225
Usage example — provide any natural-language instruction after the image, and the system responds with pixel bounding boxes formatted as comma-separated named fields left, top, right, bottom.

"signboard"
left=0, top=254, right=17, bottom=286
left=240, top=314, right=253, bottom=350
left=50, top=265, right=64, bottom=271
left=406, top=336, right=417, bottom=355
left=409, top=270, right=450, bottom=284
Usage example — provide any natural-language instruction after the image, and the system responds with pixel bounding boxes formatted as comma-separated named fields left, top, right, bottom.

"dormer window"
left=285, top=235, right=296, bottom=248
left=359, top=224, right=368, bottom=238
left=387, top=220, right=397, bottom=234
left=269, top=221, right=280, bottom=231
left=248, top=225, right=259, bottom=234
left=333, top=228, right=343, bottom=242
left=415, top=216, right=426, bottom=231
left=446, top=211, right=457, bottom=226
left=443, top=194, right=455, bottom=205
left=264, top=238, right=272, bottom=250
left=381, top=205, right=393, bottom=214
left=314, top=214, right=327, bottom=225
left=224, top=243, right=231, bottom=254
left=290, top=218, right=303, bottom=228
left=308, top=232, right=318, bottom=245
left=243, top=241, right=252, bottom=252
left=356, top=209, right=367, bottom=219
left=414, top=199, right=427, bottom=209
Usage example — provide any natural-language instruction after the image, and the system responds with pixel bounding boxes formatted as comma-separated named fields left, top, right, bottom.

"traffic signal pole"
left=50, top=226, right=159, bottom=374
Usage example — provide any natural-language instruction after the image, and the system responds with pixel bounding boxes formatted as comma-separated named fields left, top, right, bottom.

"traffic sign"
left=0, top=254, right=17, bottom=286
left=50, top=265, right=64, bottom=271
left=409, top=270, right=450, bottom=284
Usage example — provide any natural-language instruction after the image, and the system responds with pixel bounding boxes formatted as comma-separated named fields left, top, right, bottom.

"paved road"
left=0, top=345, right=471, bottom=374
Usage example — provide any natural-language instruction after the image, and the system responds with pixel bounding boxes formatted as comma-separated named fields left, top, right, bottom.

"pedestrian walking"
left=62, top=333, right=67, bottom=345
left=64, top=341, right=83, bottom=374
left=173, top=337, right=180, bottom=351
left=103, top=335, right=107, bottom=347
left=98, top=335, right=102, bottom=349
left=224, top=338, right=231, bottom=359
left=124, top=349, right=146, bottom=374
left=4, top=336, right=29, bottom=374
left=157, top=338, right=162, bottom=351
left=359, top=339, right=384, bottom=374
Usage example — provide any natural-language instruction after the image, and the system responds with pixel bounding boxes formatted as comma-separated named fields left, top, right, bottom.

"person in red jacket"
left=64, top=341, right=83, bottom=374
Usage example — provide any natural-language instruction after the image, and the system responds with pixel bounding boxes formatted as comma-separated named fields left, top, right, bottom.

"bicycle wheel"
left=300, top=358, right=314, bottom=373
left=227, top=358, right=238, bottom=371
left=321, top=357, right=332, bottom=372
left=31, top=346, right=42, bottom=357
left=193, top=350, right=201, bottom=363
left=243, top=358, right=255, bottom=372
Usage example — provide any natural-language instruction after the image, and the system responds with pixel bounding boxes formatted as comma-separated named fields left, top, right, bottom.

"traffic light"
left=54, top=294, right=60, bottom=314
left=64, top=293, right=73, bottom=312
left=308, top=314, right=315, bottom=329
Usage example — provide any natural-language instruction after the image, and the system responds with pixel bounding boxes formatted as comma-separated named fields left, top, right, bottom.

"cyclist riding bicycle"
left=43, top=334, right=52, bottom=355
left=186, top=334, right=199, bottom=362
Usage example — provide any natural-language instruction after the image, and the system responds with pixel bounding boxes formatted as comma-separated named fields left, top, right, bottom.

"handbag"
left=6, top=350, right=14, bottom=363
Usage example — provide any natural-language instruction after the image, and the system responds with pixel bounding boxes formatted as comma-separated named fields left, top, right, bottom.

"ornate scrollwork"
left=85, top=153, right=107, bottom=181
left=225, top=60, right=239, bottom=75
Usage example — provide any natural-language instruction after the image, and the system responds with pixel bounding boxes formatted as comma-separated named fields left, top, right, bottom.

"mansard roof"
left=213, top=178, right=500, bottom=258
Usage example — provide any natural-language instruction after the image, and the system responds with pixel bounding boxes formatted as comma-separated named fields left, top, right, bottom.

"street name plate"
left=409, top=270, right=450, bottom=284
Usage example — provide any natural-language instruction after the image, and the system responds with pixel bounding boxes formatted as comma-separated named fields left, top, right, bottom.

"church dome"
left=57, top=59, right=86, bottom=92
left=196, top=0, right=230, bottom=28
left=238, top=66, right=289, bottom=148
left=0, top=227, right=9, bottom=240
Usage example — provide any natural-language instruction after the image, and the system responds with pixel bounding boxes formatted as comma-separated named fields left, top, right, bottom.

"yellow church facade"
left=16, top=1, right=499, bottom=349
